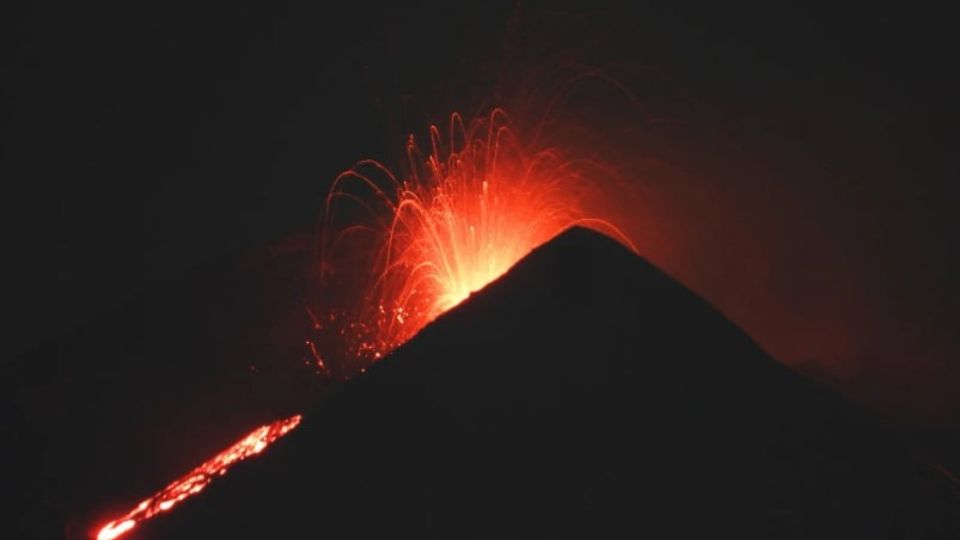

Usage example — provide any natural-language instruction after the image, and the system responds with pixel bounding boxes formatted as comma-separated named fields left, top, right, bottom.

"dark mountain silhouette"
left=130, top=227, right=956, bottom=539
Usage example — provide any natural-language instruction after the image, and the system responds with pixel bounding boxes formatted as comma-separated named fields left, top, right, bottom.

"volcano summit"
left=131, top=227, right=956, bottom=539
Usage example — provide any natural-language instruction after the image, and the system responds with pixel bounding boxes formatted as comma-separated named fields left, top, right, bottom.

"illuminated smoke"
left=319, top=109, right=635, bottom=364
left=95, top=415, right=301, bottom=540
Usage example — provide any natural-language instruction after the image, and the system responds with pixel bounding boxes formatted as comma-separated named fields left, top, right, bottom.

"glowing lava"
left=95, top=414, right=301, bottom=540
left=320, top=109, right=634, bottom=363
left=94, top=109, right=634, bottom=539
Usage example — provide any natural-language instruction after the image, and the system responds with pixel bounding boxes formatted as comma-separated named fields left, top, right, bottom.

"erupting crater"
left=94, top=109, right=633, bottom=539
left=318, top=109, right=635, bottom=364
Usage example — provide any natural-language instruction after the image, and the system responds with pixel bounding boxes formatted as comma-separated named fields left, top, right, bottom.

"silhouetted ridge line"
left=143, top=226, right=955, bottom=540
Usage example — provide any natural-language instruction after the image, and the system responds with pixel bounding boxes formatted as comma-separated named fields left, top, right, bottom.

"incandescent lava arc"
left=319, top=109, right=636, bottom=365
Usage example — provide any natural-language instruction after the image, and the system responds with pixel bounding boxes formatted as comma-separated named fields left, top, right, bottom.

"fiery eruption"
left=319, top=109, right=634, bottom=364
left=94, top=109, right=633, bottom=539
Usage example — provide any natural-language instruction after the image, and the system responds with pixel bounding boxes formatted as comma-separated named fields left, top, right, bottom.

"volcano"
left=108, top=227, right=953, bottom=539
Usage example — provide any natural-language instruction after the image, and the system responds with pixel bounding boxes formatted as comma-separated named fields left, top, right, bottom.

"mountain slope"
left=138, top=227, right=958, bottom=538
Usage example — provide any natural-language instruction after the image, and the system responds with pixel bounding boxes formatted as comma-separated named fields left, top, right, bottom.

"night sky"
left=5, top=2, right=958, bottom=422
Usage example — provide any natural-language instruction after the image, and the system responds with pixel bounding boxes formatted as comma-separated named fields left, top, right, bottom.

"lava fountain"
left=318, top=109, right=635, bottom=365
left=94, top=108, right=634, bottom=540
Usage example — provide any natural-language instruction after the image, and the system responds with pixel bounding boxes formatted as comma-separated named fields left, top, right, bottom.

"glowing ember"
left=319, top=109, right=635, bottom=364
left=95, top=414, right=301, bottom=540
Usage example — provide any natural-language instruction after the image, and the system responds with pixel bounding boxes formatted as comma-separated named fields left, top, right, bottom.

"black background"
left=4, top=3, right=960, bottom=539
left=4, top=3, right=958, bottom=416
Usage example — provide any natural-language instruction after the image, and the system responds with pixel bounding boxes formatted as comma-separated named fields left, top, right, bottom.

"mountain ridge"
left=141, top=226, right=956, bottom=539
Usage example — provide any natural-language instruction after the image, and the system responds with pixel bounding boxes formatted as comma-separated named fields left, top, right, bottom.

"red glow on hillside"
left=320, top=109, right=635, bottom=364
left=95, top=414, right=301, bottom=540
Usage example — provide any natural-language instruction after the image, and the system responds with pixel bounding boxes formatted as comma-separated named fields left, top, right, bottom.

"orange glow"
left=96, top=519, right=135, bottom=540
left=321, top=109, right=635, bottom=362
left=94, top=414, right=301, bottom=540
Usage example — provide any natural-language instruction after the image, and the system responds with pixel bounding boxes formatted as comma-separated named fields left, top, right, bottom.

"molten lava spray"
left=95, top=415, right=301, bottom=540
left=319, top=109, right=634, bottom=364
left=94, top=109, right=633, bottom=540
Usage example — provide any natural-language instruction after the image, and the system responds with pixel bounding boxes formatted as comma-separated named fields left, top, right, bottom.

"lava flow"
left=319, top=109, right=635, bottom=365
left=95, top=415, right=301, bottom=540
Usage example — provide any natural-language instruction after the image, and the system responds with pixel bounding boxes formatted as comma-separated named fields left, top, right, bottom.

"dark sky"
left=4, top=3, right=957, bottom=421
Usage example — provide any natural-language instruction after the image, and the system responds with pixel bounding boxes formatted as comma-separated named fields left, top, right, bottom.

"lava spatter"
left=95, top=109, right=634, bottom=540
left=319, top=109, right=635, bottom=365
